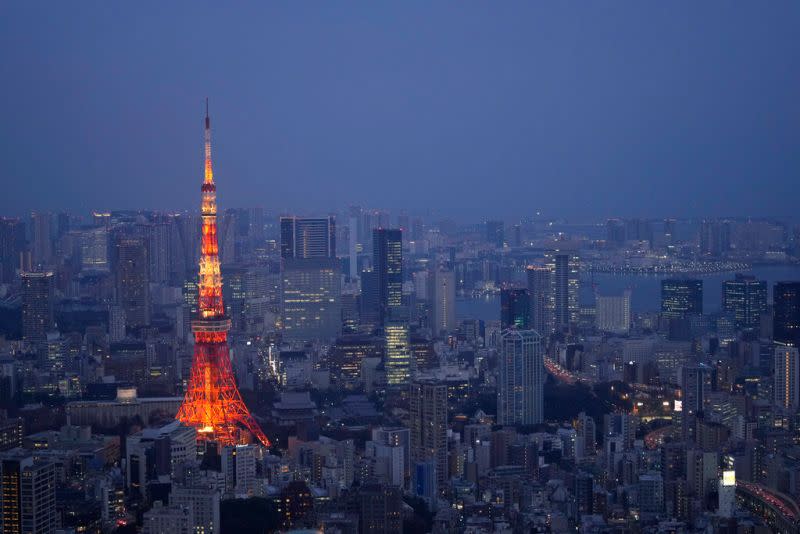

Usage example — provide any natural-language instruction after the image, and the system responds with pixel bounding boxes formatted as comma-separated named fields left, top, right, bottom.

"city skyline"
left=2, top=4, right=800, bottom=532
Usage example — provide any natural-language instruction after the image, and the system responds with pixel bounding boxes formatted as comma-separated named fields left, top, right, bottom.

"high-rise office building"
left=348, top=208, right=359, bottom=279
left=546, top=252, right=580, bottom=329
left=384, top=319, right=412, bottom=387
left=680, top=364, right=712, bottom=418
left=722, top=274, right=767, bottom=331
left=774, top=346, right=800, bottom=409
left=281, top=258, right=341, bottom=341
left=526, top=265, right=552, bottom=335
left=370, top=427, right=411, bottom=485
left=699, top=220, right=730, bottom=257
left=497, top=329, right=544, bottom=425
left=774, top=282, right=800, bottom=346
left=30, top=212, right=53, bottom=266
left=79, top=226, right=110, bottom=272
left=0, top=454, right=57, bottom=534
left=280, top=216, right=336, bottom=259
left=596, top=290, right=632, bottom=334
left=171, top=483, right=221, bottom=534
left=409, top=379, right=448, bottom=494
left=500, top=288, right=530, bottom=330
left=661, top=279, right=703, bottom=319
left=575, top=472, right=594, bottom=515
left=21, top=271, right=54, bottom=343
left=115, top=235, right=151, bottom=329
left=430, top=268, right=455, bottom=337
left=486, top=220, right=504, bottom=248
left=373, top=229, right=402, bottom=324
left=663, top=218, right=677, bottom=246
left=148, top=221, right=172, bottom=284
left=359, top=481, right=403, bottom=533
left=0, top=217, right=24, bottom=283
left=280, top=217, right=341, bottom=341
left=359, top=271, right=381, bottom=333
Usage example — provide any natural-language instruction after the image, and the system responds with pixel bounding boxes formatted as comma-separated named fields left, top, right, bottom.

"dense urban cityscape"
left=0, top=103, right=799, bottom=533
left=3, top=3, right=800, bottom=534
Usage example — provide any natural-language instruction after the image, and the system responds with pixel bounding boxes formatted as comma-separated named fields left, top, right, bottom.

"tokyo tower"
left=176, top=101, right=270, bottom=447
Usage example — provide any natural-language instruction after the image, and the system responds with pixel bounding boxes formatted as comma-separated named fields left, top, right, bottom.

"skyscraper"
left=359, top=482, right=403, bottom=533
left=281, top=258, right=342, bottom=341
left=661, top=279, right=703, bottom=319
left=500, top=288, right=530, bottom=330
left=409, top=379, right=448, bottom=495
left=722, top=274, right=767, bottom=331
left=774, top=282, right=800, bottom=346
left=0, top=454, right=57, bottom=534
left=384, top=319, right=413, bottom=387
left=30, top=211, right=53, bottom=266
left=280, top=216, right=342, bottom=341
left=526, top=265, right=552, bottom=335
left=596, top=290, right=632, bottom=334
left=486, top=220, right=504, bottom=248
left=21, top=271, right=54, bottom=343
left=373, top=229, right=402, bottom=324
left=280, top=216, right=336, bottom=259
left=497, top=329, right=544, bottom=425
left=115, top=234, right=151, bottom=329
left=774, top=346, right=800, bottom=409
left=0, top=217, right=24, bottom=283
left=430, top=268, right=455, bottom=337
left=546, top=251, right=580, bottom=330
left=359, top=270, right=381, bottom=333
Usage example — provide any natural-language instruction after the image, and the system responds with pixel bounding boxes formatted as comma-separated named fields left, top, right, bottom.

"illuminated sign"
left=722, top=470, right=735, bottom=487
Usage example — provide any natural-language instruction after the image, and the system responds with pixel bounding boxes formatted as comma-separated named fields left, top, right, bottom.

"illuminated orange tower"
left=176, top=101, right=270, bottom=447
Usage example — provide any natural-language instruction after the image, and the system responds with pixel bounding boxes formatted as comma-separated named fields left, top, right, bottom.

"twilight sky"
left=1, top=2, right=798, bottom=221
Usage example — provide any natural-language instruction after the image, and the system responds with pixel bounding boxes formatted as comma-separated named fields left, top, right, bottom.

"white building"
left=142, top=501, right=192, bottom=534
left=430, top=269, right=456, bottom=336
left=596, top=290, right=631, bottom=334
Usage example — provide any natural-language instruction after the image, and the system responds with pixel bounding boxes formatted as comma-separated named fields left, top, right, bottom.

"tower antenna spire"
left=178, top=104, right=270, bottom=448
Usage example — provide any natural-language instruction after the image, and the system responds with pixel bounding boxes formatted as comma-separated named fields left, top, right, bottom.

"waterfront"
left=456, top=265, right=800, bottom=322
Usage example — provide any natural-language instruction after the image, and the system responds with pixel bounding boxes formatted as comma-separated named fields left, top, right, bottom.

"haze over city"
left=2, top=2, right=799, bottom=219
left=2, top=3, right=800, bottom=534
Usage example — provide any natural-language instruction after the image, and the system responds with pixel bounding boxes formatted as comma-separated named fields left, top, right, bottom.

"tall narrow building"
left=546, top=251, right=580, bottom=330
left=409, top=379, right=448, bottom=496
left=497, top=329, right=544, bottom=425
left=774, top=346, right=800, bottom=410
left=0, top=218, right=24, bottom=283
left=430, top=268, right=456, bottom=337
left=176, top=102, right=269, bottom=447
left=526, top=265, right=552, bottom=335
left=0, top=454, right=57, bottom=534
left=21, top=271, right=54, bottom=343
left=722, top=274, right=767, bottom=331
left=115, top=234, right=151, bottom=329
left=384, top=319, right=412, bottom=387
left=500, top=288, right=530, bottom=330
left=30, top=212, right=53, bottom=266
left=373, top=229, right=402, bottom=324
left=774, top=282, right=800, bottom=347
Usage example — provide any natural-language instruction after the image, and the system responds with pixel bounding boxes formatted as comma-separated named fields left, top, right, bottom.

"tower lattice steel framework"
left=176, top=101, right=270, bottom=447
